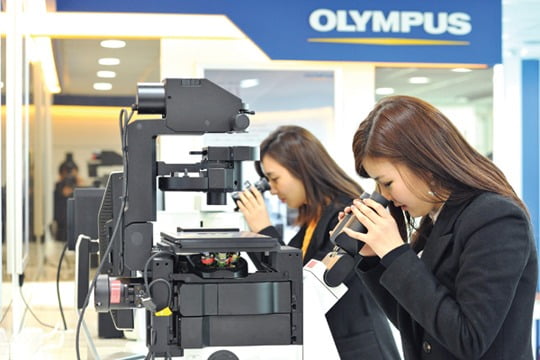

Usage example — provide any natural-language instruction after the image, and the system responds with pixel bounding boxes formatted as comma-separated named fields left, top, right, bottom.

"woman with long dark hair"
left=347, top=95, right=537, bottom=359
left=237, top=125, right=400, bottom=359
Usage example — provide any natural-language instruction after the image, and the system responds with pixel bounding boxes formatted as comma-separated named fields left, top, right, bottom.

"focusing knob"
left=231, top=113, right=250, bottom=131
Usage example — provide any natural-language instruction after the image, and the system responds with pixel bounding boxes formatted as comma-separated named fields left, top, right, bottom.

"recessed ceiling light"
left=451, top=68, right=472, bottom=73
left=98, top=57, right=120, bottom=66
left=100, top=40, right=126, bottom=49
left=97, top=70, right=117, bottom=78
left=239, top=78, right=259, bottom=88
left=375, top=87, right=394, bottom=95
left=93, top=82, right=113, bottom=91
left=408, top=76, right=430, bottom=84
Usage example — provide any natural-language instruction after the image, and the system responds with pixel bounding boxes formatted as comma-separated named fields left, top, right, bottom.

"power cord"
left=56, top=241, right=69, bottom=330
left=0, top=280, right=57, bottom=332
left=75, top=106, right=134, bottom=360
left=18, top=275, right=55, bottom=330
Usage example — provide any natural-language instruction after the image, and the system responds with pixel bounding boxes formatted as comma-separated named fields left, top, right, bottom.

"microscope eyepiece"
left=323, top=191, right=390, bottom=287
left=231, top=177, right=270, bottom=203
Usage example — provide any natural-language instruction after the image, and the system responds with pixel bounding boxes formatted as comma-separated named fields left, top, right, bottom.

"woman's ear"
left=428, top=171, right=443, bottom=189
left=426, top=172, right=439, bottom=192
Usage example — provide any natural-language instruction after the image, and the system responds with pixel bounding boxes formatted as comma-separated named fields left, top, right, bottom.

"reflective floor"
left=18, top=239, right=539, bottom=359
left=1, top=240, right=143, bottom=360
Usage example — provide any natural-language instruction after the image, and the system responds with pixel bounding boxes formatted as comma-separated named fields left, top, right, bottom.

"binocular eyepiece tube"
left=323, top=191, right=389, bottom=287
left=330, top=191, right=390, bottom=254
left=231, top=177, right=270, bottom=203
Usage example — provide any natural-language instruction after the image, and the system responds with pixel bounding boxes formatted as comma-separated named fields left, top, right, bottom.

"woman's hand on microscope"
left=237, top=186, right=272, bottom=233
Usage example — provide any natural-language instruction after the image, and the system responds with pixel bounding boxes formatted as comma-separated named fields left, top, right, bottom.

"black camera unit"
left=324, top=191, right=389, bottom=287
left=87, top=79, right=303, bottom=359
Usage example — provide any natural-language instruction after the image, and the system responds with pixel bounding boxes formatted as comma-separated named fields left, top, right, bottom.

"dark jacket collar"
left=420, top=194, right=477, bottom=271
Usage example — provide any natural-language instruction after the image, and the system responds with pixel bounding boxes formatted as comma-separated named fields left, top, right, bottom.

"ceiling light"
left=93, top=82, right=113, bottom=91
left=375, top=87, right=394, bottom=95
left=408, top=76, right=430, bottom=84
left=451, top=68, right=472, bottom=73
left=100, top=40, right=126, bottom=49
left=97, top=70, right=117, bottom=78
left=239, top=78, right=259, bottom=88
left=98, top=57, right=120, bottom=66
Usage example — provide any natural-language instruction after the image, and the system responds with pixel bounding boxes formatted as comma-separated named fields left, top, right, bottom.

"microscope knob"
left=231, top=113, right=250, bottom=131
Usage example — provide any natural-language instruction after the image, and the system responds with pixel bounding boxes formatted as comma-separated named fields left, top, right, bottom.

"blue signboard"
left=56, top=0, right=501, bottom=65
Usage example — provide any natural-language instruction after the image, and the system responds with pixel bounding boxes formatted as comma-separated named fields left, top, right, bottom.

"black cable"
left=56, top=241, right=69, bottom=330
left=143, top=251, right=173, bottom=300
left=142, top=250, right=175, bottom=313
left=148, top=279, right=172, bottom=308
left=19, top=286, right=55, bottom=329
left=185, top=254, right=197, bottom=268
left=75, top=106, right=135, bottom=360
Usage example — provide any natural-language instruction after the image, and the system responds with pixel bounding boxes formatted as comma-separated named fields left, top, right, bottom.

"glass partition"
left=375, top=66, right=494, bottom=157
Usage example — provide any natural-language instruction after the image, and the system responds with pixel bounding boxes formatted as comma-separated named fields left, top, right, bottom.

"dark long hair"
left=352, top=95, right=527, bottom=246
left=261, top=125, right=363, bottom=226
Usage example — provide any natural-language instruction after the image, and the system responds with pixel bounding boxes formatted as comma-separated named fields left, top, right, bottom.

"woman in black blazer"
left=346, top=95, right=538, bottom=359
left=237, top=125, right=400, bottom=360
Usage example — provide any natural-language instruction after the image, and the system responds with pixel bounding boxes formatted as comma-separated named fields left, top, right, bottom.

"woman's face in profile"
left=261, top=155, right=306, bottom=209
left=362, top=156, right=437, bottom=218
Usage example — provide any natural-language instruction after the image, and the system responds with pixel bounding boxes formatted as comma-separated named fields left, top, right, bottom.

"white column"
left=6, top=0, right=26, bottom=335
left=333, top=63, right=376, bottom=188
left=493, top=56, right=522, bottom=196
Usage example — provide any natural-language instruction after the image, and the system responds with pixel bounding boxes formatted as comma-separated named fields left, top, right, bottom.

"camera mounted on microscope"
left=136, top=79, right=253, bottom=132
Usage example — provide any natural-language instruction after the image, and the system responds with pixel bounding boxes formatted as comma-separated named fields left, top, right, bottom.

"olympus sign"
left=309, top=9, right=472, bottom=36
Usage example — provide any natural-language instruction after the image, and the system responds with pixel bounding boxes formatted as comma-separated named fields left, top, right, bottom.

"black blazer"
left=357, top=192, right=538, bottom=360
left=261, top=195, right=400, bottom=360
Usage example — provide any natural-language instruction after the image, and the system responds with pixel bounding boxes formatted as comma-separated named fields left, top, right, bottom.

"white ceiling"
left=54, top=38, right=160, bottom=97
left=33, top=1, right=540, bottom=107
left=503, top=0, right=540, bottom=58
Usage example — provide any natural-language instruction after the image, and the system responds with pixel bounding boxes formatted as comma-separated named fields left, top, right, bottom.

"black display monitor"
left=66, top=187, right=105, bottom=251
